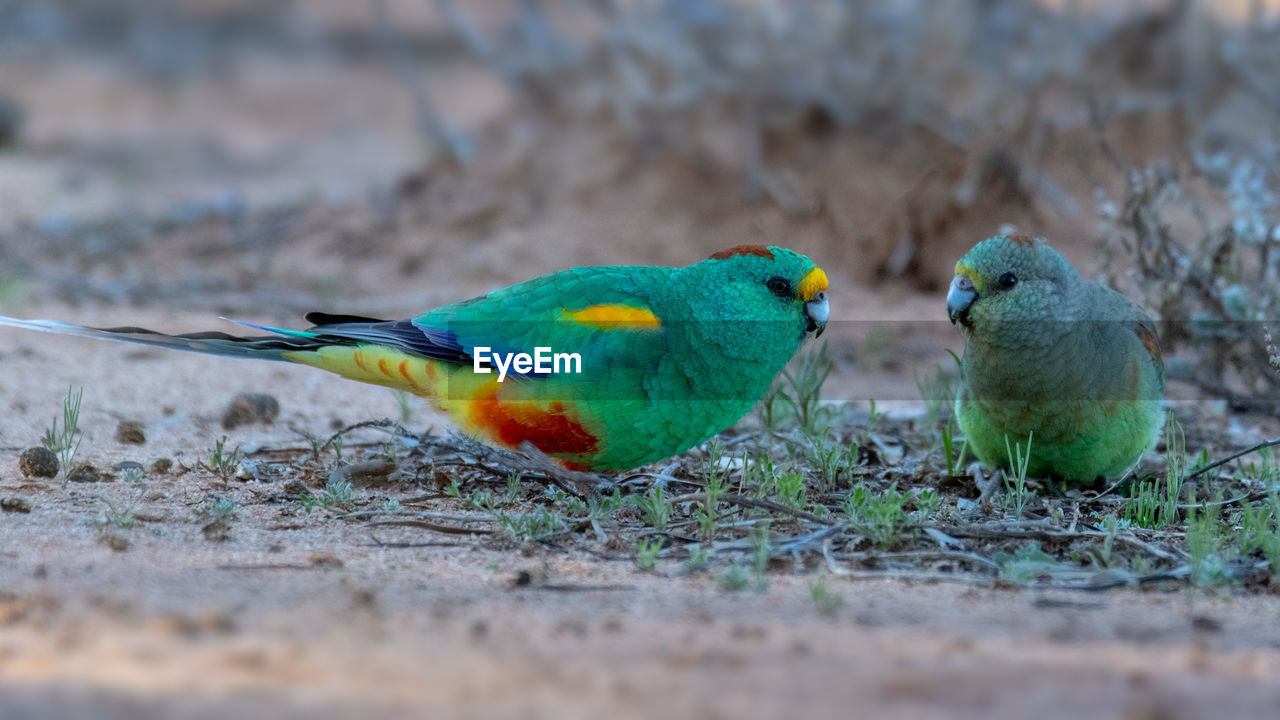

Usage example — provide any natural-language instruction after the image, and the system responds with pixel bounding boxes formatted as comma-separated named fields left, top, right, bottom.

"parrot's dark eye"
left=766, top=276, right=792, bottom=297
left=998, top=273, right=1018, bottom=290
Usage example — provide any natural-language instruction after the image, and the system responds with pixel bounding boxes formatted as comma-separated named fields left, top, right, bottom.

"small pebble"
left=308, top=553, right=343, bottom=568
left=330, top=457, right=398, bottom=488
left=222, top=393, right=280, bottom=429
left=114, top=460, right=145, bottom=476
left=18, top=447, right=58, bottom=478
left=202, top=520, right=231, bottom=543
left=67, top=465, right=103, bottom=483
left=234, top=459, right=261, bottom=482
left=1, top=496, right=33, bottom=513
left=150, top=457, right=174, bottom=475
left=99, top=533, right=130, bottom=552
left=115, top=420, right=146, bottom=445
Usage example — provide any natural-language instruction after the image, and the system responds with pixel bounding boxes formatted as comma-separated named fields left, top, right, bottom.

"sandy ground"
left=2, top=313, right=1280, bottom=719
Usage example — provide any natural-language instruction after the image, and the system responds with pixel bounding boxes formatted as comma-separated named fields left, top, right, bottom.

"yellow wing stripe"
left=562, top=304, right=661, bottom=329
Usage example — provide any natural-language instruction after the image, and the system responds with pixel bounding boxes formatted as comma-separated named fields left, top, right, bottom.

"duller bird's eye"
left=766, top=276, right=792, bottom=297
left=998, top=272, right=1018, bottom=290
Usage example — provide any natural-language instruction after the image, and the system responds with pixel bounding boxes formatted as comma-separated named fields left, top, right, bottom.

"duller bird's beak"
left=947, top=274, right=976, bottom=326
left=799, top=267, right=830, bottom=337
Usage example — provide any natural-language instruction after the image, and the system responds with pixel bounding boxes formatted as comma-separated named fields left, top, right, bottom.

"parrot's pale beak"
left=947, top=275, right=976, bottom=326
left=804, top=290, right=829, bottom=337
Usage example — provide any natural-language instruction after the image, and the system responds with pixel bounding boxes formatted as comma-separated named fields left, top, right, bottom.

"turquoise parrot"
left=946, top=234, right=1164, bottom=483
left=0, top=245, right=829, bottom=472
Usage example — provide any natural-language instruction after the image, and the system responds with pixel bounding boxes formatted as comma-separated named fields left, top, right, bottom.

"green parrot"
left=946, top=234, right=1165, bottom=483
left=0, top=245, right=829, bottom=472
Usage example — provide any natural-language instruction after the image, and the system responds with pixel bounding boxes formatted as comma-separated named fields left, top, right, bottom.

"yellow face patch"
left=798, top=267, right=828, bottom=302
left=954, top=263, right=980, bottom=291
left=563, top=304, right=661, bottom=329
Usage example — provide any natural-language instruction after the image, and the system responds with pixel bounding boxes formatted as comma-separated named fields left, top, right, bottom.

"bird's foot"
left=516, top=441, right=611, bottom=497
left=970, top=463, right=1004, bottom=511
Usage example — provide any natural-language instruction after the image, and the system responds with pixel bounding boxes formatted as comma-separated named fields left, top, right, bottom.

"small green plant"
left=808, top=576, right=843, bottom=617
left=941, top=416, right=966, bottom=476
left=773, top=470, right=808, bottom=512
left=685, top=544, right=710, bottom=570
left=856, top=329, right=889, bottom=373
left=1126, top=477, right=1161, bottom=528
left=994, top=542, right=1060, bottom=584
left=913, top=488, right=941, bottom=519
left=1186, top=494, right=1231, bottom=587
left=121, top=465, right=145, bottom=484
left=1125, top=475, right=1181, bottom=530
left=194, top=495, right=238, bottom=523
left=915, top=362, right=956, bottom=429
left=696, top=446, right=731, bottom=540
left=1002, top=432, right=1034, bottom=518
left=544, top=486, right=587, bottom=516
left=749, top=522, right=772, bottom=592
left=805, top=432, right=856, bottom=492
left=380, top=497, right=404, bottom=514
left=390, top=389, right=415, bottom=423
left=42, top=385, right=84, bottom=481
left=866, top=398, right=884, bottom=431
left=301, top=475, right=354, bottom=513
left=497, top=506, right=568, bottom=541
left=444, top=478, right=464, bottom=498
left=505, top=472, right=523, bottom=504
left=717, top=563, right=751, bottom=592
left=635, top=537, right=663, bottom=571
left=207, top=435, right=242, bottom=483
left=1248, top=447, right=1280, bottom=488
left=855, top=398, right=885, bottom=449
left=1095, top=513, right=1121, bottom=567
left=1163, top=413, right=1186, bottom=507
left=777, top=341, right=835, bottom=432
left=745, top=450, right=777, bottom=497
left=1126, top=416, right=1186, bottom=528
left=587, top=488, right=626, bottom=520
left=844, top=482, right=909, bottom=548
left=94, top=494, right=136, bottom=530
left=1240, top=490, right=1280, bottom=574
left=755, top=382, right=785, bottom=431
left=466, top=489, right=496, bottom=512
left=326, top=477, right=353, bottom=506
left=634, top=485, right=673, bottom=530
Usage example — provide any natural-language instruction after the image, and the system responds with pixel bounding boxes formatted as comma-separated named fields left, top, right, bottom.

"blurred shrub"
left=1097, top=150, right=1279, bottom=410
left=435, top=0, right=1280, bottom=289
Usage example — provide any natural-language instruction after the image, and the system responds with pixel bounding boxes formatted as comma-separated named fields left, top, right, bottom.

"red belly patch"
left=471, top=390, right=599, bottom=458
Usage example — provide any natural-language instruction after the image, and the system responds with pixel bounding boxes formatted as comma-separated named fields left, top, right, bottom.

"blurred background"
left=2, top=0, right=1278, bottom=407
left=3, top=3, right=1280, bottom=716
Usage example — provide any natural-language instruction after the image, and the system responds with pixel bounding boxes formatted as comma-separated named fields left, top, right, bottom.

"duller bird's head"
left=947, top=234, right=1079, bottom=337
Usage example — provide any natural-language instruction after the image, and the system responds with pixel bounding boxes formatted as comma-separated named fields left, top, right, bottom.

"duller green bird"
left=946, top=234, right=1165, bottom=483
left=0, top=245, right=828, bottom=472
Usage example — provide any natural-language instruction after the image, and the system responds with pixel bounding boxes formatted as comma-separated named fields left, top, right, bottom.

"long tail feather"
left=0, top=315, right=322, bottom=361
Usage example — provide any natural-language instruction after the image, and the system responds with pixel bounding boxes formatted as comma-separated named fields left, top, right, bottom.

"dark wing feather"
left=305, top=317, right=474, bottom=366
left=304, top=312, right=390, bottom=325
